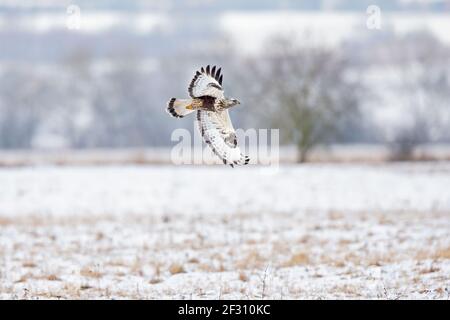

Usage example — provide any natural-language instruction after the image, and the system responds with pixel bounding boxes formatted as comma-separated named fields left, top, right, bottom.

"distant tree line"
left=0, top=30, right=449, bottom=162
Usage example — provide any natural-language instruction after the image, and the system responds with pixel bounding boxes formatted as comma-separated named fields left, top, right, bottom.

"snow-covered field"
left=0, top=163, right=449, bottom=299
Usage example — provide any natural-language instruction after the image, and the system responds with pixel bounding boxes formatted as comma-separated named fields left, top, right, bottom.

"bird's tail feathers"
left=166, top=98, right=196, bottom=118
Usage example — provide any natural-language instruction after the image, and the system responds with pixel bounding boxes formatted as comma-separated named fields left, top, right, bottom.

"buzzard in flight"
left=166, top=65, right=249, bottom=167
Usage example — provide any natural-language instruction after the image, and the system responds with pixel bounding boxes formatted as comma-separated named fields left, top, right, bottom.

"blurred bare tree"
left=0, top=67, right=49, bottom=148
left=386, top=32, right=450, bottom=160
left=61, top=50, right=177, bottom=148
left=240, top=35, right=363, bottom=162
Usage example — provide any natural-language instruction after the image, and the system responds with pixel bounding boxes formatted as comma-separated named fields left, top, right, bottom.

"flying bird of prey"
left=166, top=65, right=250, bottom=167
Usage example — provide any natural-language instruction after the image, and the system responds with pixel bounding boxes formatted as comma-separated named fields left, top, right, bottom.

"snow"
left=0, top=12, right=167, bottom=34
left=1, top=163, right=449, bottom=217
left=0, top=163, right=449, bottom=299
left=2, top=10, right=450, bottom=49
left=220, top=12, right=450, bottom=54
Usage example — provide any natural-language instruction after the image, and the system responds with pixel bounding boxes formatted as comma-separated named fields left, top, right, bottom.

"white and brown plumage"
left=166, top=65, right=249, bottom=167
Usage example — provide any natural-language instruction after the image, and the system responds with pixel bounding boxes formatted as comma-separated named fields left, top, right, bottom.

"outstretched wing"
left=188, top=65, right=224, bottom=99
left=197, top=110, right=249, bottom=167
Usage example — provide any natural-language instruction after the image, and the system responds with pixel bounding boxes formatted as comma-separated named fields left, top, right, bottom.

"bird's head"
left=226, top=98, right=241, bottom=108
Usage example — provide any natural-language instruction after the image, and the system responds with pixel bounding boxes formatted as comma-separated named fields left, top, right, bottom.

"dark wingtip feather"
left=188, top=70, right=202, bottom=97
left=215, top=67, right=222, bottom=83
left=197, top=65, right=223, bottom=84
